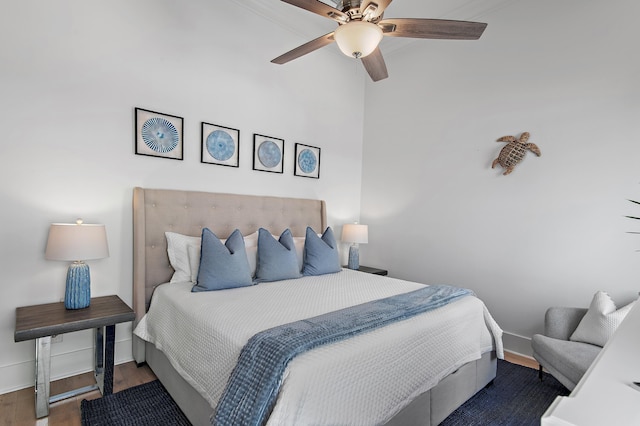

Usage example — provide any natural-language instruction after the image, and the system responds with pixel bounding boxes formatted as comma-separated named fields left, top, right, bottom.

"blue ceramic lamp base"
left=65, top=262, right=91, bottom=309
left=347, top=244, right=360, bottom=270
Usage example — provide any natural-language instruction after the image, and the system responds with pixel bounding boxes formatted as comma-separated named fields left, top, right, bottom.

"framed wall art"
left=201, top=122, right=240, bottom=167
left=253, top=134, right=284, bottom=174
left=135, top=107, right=183, bottom=160
left=294, top=143, right=321, bottom=179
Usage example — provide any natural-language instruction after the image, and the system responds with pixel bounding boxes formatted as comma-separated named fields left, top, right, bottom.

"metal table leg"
left=35, top=325, right=116, bottom=418
left=47, top=329, right=103, bottom=406
left=94, top=326, right=104, bottom=393
left=103, top=324, right=115, bottom=395
left=93, top=324, right=115, bottom=395
left=35, top=336, right=51, bottom=418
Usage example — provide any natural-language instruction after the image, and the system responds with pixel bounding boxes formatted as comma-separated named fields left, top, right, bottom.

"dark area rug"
left=81, top=380, right=191, bottom=425
left=441, top=359, right=570, bottom=426
left=81, top=360, right=568, bottom=425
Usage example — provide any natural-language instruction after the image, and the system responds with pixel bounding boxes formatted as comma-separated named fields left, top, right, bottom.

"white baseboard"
left=0, top=338, right=133, bottom=395
left=502, top=331, right=533, bottom=357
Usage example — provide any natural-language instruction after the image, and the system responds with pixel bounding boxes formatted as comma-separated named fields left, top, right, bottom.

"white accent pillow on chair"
left=570, top=291, right=635, bottom=347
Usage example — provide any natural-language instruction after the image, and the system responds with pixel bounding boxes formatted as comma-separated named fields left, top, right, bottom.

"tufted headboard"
left=132, top=187, right=327, bottom=324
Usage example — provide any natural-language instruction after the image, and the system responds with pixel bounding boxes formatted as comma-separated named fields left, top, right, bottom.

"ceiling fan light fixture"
left=334, top=21, right=383, bottom=59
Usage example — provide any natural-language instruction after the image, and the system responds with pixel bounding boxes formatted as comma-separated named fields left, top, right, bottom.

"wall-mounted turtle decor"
left=491, top=132, right=541, bottom=175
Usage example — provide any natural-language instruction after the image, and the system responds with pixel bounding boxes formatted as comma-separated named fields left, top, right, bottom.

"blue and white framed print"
left=201, top=122, right=240, bottom=167
left=253, top=134, right=284, bottom=174
left=294, top=143, right=320, bottom=179
left=135, top=108, right=183, bottom=160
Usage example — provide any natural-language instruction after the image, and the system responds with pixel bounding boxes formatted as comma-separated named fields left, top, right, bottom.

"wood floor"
left=0, top=352, right=537, bottom=426
left=0, top=362, right=156, bottom=426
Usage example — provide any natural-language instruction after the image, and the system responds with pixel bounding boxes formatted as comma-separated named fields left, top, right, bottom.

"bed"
left=131, top=187, right=502, bottom=426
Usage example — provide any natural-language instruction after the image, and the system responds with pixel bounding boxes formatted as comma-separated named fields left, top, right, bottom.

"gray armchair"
left=531, top=307, right=602, bottom=391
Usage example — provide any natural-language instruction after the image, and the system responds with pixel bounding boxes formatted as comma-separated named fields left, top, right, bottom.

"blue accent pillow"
left=255, top=228, right=302, bottom=283
left=302, top=226, right=341, bottom=276
left=192, top=228, right=253, bottom=292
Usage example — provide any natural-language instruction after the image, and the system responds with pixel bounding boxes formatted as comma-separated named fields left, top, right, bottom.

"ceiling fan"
left=271, top=0, right=487, bottom=82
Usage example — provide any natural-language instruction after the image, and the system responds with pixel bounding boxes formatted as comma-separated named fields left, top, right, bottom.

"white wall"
left=4, top=0, right=637, bottom=396
left=361, top=0, right=640, bottom=355
left=0, top=0, right=366, bottom=393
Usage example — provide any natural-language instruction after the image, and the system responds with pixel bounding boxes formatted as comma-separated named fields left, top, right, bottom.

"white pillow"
left=570, top=291, right=636, bottom=347
left=244, top=231, right=259, bottom=248
left=184, top=231, right=259, bottom=283
left=293, top=236, right=305, bottom=272
left=187, top=244, right=200, bottom=283
left=246, top=246, right=258, bottom=277
left=165, top=232, right=201, bottom=283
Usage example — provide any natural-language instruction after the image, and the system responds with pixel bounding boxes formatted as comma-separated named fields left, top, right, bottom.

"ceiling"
left=234, top=0, right=515, bottom=57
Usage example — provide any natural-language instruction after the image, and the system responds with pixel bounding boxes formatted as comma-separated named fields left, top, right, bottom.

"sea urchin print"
left=206, top=130, right=235, bottom=161
left=141, top=117, right=179, bottom=153
left=258, top=141, right=281, bottom=168
left=297, top=149, right=317, bottom=173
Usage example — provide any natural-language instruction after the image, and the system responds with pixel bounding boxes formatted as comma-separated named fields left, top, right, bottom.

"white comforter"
left=134, top=269, right=503, bottom=425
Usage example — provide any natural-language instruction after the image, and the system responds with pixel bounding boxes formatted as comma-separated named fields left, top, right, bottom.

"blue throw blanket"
left=212, top=284, right=472, bottom=426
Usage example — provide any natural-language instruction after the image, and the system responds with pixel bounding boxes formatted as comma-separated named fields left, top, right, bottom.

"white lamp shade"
left=45, top=222, right=109, bottom=261
left=342, top=223, right=368, bottom=244
left=334, top=21, right=383, bottom=59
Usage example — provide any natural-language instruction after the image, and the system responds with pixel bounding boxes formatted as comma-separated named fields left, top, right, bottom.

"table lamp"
left=45, top=219, right=109, bottom=309
left=341, top=223, right=368, bottom=270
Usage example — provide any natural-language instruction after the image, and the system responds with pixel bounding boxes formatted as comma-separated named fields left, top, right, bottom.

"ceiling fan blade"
left=271, top=32, right=335, bottom=64
left=379, top=18, right=487, bottom=40
left=361, top=0, right=392, bottom=21
left=281, top=0, right=348, bottom=23
left=361, top=47, right=388, bottom=82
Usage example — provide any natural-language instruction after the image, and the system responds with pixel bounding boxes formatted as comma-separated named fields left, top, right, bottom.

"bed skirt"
left=143, top=341, right=497, bottom=426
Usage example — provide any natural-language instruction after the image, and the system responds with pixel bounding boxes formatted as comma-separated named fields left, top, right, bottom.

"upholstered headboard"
left=132, top=187, right=327, bottom=324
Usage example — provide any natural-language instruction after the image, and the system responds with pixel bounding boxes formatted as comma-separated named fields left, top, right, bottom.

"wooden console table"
left=14, top=295, right=135, bottom=418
